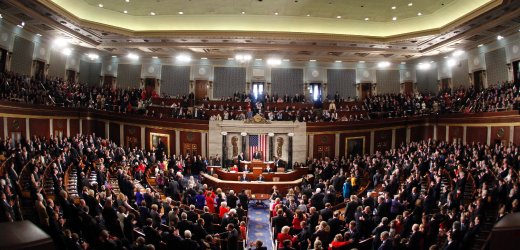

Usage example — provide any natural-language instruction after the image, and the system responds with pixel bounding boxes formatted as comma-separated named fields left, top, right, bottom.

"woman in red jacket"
left=276, top=226, right=293, bottom=249
left=205, top=190, right=216, bottom=213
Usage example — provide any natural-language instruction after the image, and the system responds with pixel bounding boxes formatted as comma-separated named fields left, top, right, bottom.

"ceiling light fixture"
left=335, top=60, right=342, bottom=63
left=359, top=61, right=365, bottom=63
left=391, top=6, right=396, bottom=10
left=176, top=54, right=192, bottom=62
left=392, top=17, right=397, bottom=21
left=241, top=11, right=245, bottom=14
left=112, top=55, right=117, bottom=58
left=401, top=62, right=406, bottom=65
left=53, top=37, right=69, bottom=47
left=497, top=35, right=504, bottom=40
left=478, top=44, right=484, bottom=47
left=306, top=14, right=311, bottom=17
left=87, top=53, right=99, bottom=60
left=201, top=57, right=208, bottom=60
left=418, top=62, right=431, bottom=70
left=123, top=10, right=128, bottom=14
left=150, top=12, right=156, bottom=15
left=178, top=11, right=184, bottom=15
left=255, top=58, right=262, bottom=61
left=309, top=59, right=317, bottom=62
left=452, top=50, right=464, bottom=57
left=0, top=14, right=3, bottom=19
left=267, top=58, right=282, bottom=66
left=235, top=54, right=252, bottom=63
left=152, top=56, right=158, bottom=59
left=36, top=33, right=42, bottom=37
left=274, top=12, right=279, bottom=15
left=98, top=3, right=103, bottom=8
left=336, top=15, right=341, bottom=19
left=125, top=0, right=130, bottom=2
left=378, top=61, right=391, bottom=68
left=127, top=53, right=139, bottom=60
left=62, top=48, right=72, bottom=56
left=282, top=59, right=290, bottom=62
left=408, top=3, right=413, bottom=6
left=447, top=58, right=456, bottom=67
left=364, top=17, right=369, bottom=21
left=417, top=12, right=422, bottom=16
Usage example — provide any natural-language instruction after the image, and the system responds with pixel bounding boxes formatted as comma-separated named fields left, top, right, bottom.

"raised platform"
left=201, top=173, right=304, bottom=194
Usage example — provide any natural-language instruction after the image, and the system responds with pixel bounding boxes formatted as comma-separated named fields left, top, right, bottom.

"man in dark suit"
left=186, top=205, right=199, bottom=223
left=239, top=173, right=249, bottom=182
left=237, top=152, right=244, bottom=162
left=378, top=231, right=392, bottom=250
left=220, top=223, right=239, bottom=250
left=250, top=240, right=268, bottom=250
left=143, top=218, right=162, bottom=249
left=320, top=203, right=333, bottom=222
left=272, top=209, right=288, bottom=240
left=177, top=212, right=194, bottom=237
left=263, top=166, right=275, bottom=173
left=181, top=230, right=200, bottom=249
left=257, top=174, right=265, bottom=181
left=253, top=151, right=262, bottom=160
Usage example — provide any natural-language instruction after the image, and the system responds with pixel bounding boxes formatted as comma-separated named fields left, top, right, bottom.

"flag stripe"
left=249, top=134, right=267, bottom=161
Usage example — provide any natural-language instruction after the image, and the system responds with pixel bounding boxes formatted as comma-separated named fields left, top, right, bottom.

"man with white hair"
left=181, top=230, right=200, bottom=249
left=35, top=193, right=49, bottom=227
left=310, top=188, right=325, bottom=210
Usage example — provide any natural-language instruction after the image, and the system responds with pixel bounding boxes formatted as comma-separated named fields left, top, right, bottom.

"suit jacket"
left=240, top=176, right=249, bottom=182
left=253, top=152, right=262, bottom=160
left=257, top=176, right=265, bottom=181
left=378, top=240, right=393, bottom=250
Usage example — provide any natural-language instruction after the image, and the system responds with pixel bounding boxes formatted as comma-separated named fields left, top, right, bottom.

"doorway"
left=66, top=70, right=76, bottom=84
left=360, top=82, right=372, bottom=100
left=144, top=78, right=156, bottom=99
left=194, top=80, right=208, bottom=100
left=513, top=60, right=520, bottom=83
left=183, top=143, right=198, bottom=156
left=103, top=76, right=116, bottom=89
left=251, top=81, right=265, bottom=102
left=473, top=70, right=485, bottom=91
left=440, top=78, right=451, bottom=93
left=33, top=60, right=45, bottom=80
left=317, top=145, right=331, bottom=159
left=0, top=48, right=7, bottom=73
left=403, top=81, right=413, bottom=95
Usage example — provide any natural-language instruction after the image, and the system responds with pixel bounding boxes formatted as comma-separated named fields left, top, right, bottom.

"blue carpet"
left=247, top=202, right=274, bottom=250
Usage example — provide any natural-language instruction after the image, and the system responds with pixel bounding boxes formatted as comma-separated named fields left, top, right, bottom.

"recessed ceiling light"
left=364, top=17, right=369, bottom=21
left=408, top=3, right=413, bottom=7
left=478, top=44, right=484, bottom=47
left=401, top=62, right=406, bottom=65
left=417, top=12, right=422, bottom=16
left=336, top=15, right=341, bottom=19
left=282, top=59, right=290, bottom=62
left=255, top=58, right=263, bottom=61
left=241, top=11, right=245, bottom=14
left=309, top=59, right=317, bottom=62
left=152, top=56, right=158, bottom=59
left=335, top=60, right=342, bottom=63
left=391, top=6, right=396, bottom=10
left=359, top=61, right=365, bottom=63
left=98, top=3, right=103, bottom=8
left=150, top=12, right=156, bottom=15
left=125, top=0, right=130, bottom=2
left=274, top=12, right=279, bottom=15
left=228, top=58, right=234, bottom=60
left=201, top=57, right=208, bottom=60
left=36, top=33, right=42, bottom=37
left=306, top=14, right=311, bottom=17
left=392, top=17, right=397, bottom=21
left=112, top=55, right=117, bottom=58
left=497, top=35, right=504, bottom=40
left=123, top=10, right=128, bottom=14
left=178, top=11, right=183, bottom=15
left=0, top=14, right=3, bottom=19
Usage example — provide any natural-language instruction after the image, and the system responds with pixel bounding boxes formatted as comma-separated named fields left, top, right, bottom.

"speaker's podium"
left=240, top=160, right=274, bottom=172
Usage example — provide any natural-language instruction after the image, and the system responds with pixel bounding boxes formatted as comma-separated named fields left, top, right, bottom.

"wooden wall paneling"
left=180, top=131, right=201, bottom=156
left=145, top=128, right=175, bottom=157
left=124, top=125, right=141, bottom=148
left=109, top=123, right=120, bottom=146
left=0, top=117, right=4, bottom=139
left=91, top=120, right=106, bottom=138
left=374, top=129, right=392, bottom=152
left=466, top=127, right=487, bottom=145
left=69, top=119, right=80, bottom=136
left=395, top=128, right=407, bottom=147
left=437, top=126, right=446, bottom=142
left=29, top=118, right=50, bottom=138
left=490, top=126, right=510, bottom=144
left=52, top=119, right=67, bottom=138
left=313, top=134, right=335, bottom=159
left=410, top=125, right=434, bottom=142
left=514, top=126, right=520, bottom=145
left=6, top=117, right=26, bottom=139
left=449, top=126, right=464, bottom=143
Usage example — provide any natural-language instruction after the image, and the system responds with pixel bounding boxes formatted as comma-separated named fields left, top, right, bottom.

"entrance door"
left=103, top=76, right=116, bottom=89
left=0, top=48, right=7, bottom=73
left=360, top=83, right=372, bottom=100
left=66, top=70, right=76, bottom=84
left=183, top=143, right=198, bottom=156
left=11, top=132, right=21, bottom=148
left=513, top=60, right=520, bottom=83
left=194, top=80, right=208, bottom=100
left=33, top=60, right=45, bottom=80
left=403, top=81, right=413, bottom=95
left=440, top=78, right=451, bottom=93
left=251, top=82, right=265, bottom=102
left=317, top=145, right=331, bottom=159
left=473, top=70, right=485, bottom=91
left=144, top=78, right=156, bottom=99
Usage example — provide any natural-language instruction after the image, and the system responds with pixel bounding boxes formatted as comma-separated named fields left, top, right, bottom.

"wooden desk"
left=201, top=173, right=302, bottom=194
left=240, top=161, right=274, bottom=171
left=213, top=168, right=307, bottom=182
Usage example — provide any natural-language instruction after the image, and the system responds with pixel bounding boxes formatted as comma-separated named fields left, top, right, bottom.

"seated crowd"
left=267, top=139, right=519, bottom=250
left=2, top=71, right=519, bottom=123
left=0, top=134, right=250, bottom=250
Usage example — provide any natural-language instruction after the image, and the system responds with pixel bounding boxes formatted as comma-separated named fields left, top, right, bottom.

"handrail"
left=40, top=158, right=58, bottom=198
left=0, top=156, right=13, bottom=177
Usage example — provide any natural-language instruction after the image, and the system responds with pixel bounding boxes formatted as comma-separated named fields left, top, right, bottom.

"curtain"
left=452, top=59, right=470, bottom=89
left=213, top=67, right=246, bottom=98
left=161, top=65, right=190, bottom=96
left=271, top=68, right=303, bottom=95
left=327, top=69, right=356, bottom=99
left=117, top=64, right=142, bottom=89
left=11, top=36, right=34, bottom=75
left=79, top=60, right=101, bottom=86
left=416, top=66, right=438, bottom=94
left=485, top=48, right=508, bottom=85
left=376, top=70, right=400, bottom=94
left=48, top=50, right=67, bottom=78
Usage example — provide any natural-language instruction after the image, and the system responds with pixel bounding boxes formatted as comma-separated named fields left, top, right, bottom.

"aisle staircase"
left=247, top=202, right=273, bottom=250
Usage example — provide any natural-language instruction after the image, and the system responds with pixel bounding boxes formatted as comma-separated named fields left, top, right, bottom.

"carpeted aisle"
left=247, top=202, right=274, bottom=250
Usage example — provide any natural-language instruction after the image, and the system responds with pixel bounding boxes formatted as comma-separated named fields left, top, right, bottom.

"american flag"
left=249, top=134, right=266, bottom=161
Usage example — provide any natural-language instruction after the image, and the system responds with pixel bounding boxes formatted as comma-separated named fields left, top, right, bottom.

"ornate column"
left=241, top=132, right=247, bottom=160
left=288, top=133, right=294, bottom=170
left=268, top=132, right=275, bottom=161
left=221, top=132, right=227, bottom=167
